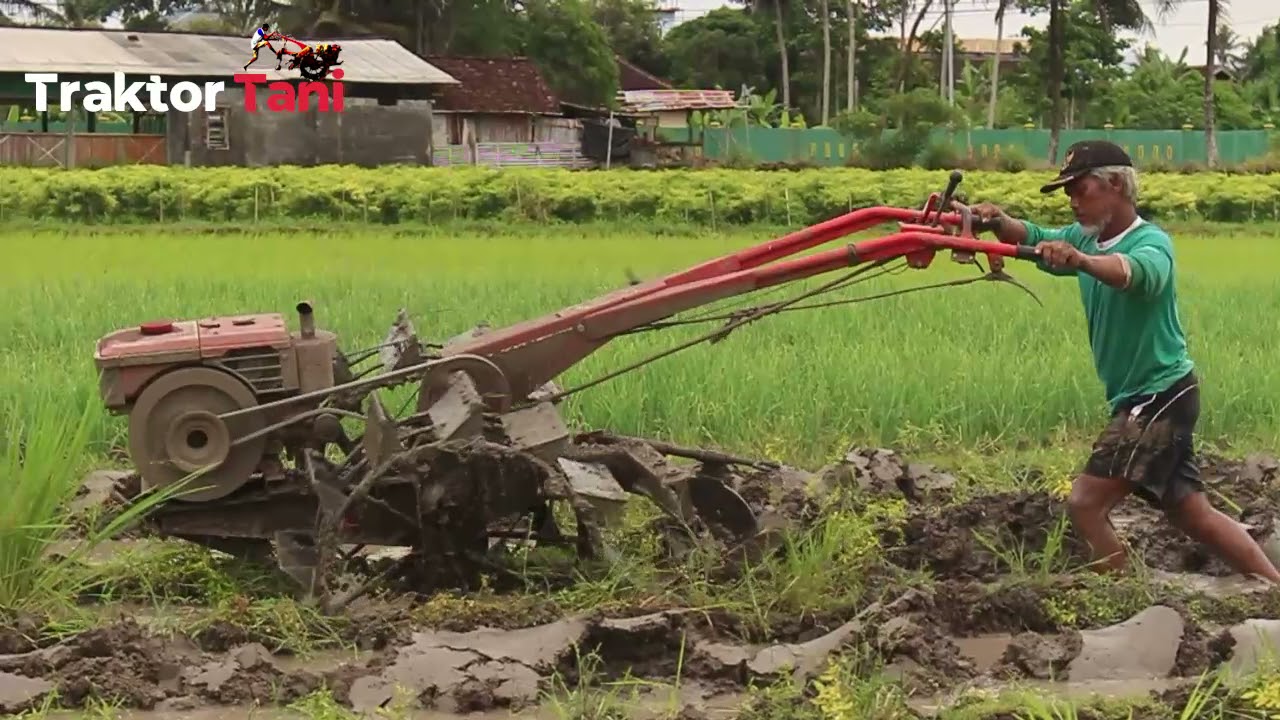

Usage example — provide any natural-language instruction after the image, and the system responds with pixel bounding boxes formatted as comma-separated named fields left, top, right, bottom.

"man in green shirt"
left=964, top=140, right=1280, bottom=583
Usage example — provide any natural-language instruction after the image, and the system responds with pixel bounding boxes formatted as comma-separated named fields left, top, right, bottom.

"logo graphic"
left=234, top=26, right=345, bottom=112
left=244, top=22, right=279, bottom=72
left=25, top=24, right=346, bottom=115
left=1062, top=149, right=1074, bottom=170
left=243, top=24, right=344, bottom=81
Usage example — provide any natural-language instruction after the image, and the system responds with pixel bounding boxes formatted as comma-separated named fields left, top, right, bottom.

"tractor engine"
left=95, top=302, right=340, bottom=502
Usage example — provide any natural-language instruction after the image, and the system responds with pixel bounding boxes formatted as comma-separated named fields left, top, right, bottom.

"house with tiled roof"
left=425, top=55, right=574, bottom=145
left=424, top=55, right=590, bottom=167
left=616, top=56, right=673, bottom=91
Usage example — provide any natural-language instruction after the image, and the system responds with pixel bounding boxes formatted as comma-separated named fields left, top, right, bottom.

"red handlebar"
left=439, top=193, right=1039, bottom=400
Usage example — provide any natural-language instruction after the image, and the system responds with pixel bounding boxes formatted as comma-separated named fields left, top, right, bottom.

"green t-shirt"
left=1020, top=218, right=1195, bottom=412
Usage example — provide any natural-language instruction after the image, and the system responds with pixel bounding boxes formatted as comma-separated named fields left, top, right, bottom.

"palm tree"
left=1215, top=23, right=1244, bottom=74
left=742, top=0, right=792, bottom=113
left=846, top=0, right=861, bottom=112
left=896, top=0, right=935, bottom=93
left=821, top=0, right=831, bottom=123
left=773, top=0, right=792, bottom=111
left=1202, top=0, right=1229, bottom=167
left=985, top=0, right=1009, bottom=128
left=1042, top=0, right=1179, bottom=163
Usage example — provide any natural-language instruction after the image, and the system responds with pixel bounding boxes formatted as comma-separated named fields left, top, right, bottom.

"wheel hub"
left=128, top=366, right=267, bottom=502
left=164, top=410, right=231, bottom=473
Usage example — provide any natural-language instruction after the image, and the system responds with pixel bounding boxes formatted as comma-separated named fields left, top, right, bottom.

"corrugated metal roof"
left=0, top=27, right=459, bottom=85
left=617, top=89, right=738, bottom=112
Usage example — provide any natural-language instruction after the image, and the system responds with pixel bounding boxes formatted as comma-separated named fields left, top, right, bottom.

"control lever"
left=929, top=170, right=964, bottom=224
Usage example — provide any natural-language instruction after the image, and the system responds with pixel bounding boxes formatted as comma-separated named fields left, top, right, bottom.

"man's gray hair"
left=1087, top=165, right=1139, bottom=203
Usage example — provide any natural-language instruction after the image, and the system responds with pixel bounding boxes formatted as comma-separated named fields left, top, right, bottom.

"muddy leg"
left=1066, top=473, right=1136, bottom=572
left=1166, top=492, right=1280, bottom=583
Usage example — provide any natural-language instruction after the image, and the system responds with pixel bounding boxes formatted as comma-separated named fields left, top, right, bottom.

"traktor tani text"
left=25, top=70, right=345, bottom=113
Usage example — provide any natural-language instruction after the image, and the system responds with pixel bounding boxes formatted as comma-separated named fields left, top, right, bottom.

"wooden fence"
left=0, top=132, right=167, bottom=168
left=432, top=141, right=594, bottom=168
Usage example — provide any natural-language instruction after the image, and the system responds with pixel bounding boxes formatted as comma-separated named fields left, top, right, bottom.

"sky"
left=664, top=0, right=1280, bottom=67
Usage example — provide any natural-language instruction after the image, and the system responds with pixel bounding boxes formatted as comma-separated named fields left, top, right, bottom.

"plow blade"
left=379, top=309, right=424, bottom=373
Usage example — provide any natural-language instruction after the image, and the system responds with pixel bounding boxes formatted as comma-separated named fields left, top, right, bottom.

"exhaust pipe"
left=296, top=301, right=315, bottom=339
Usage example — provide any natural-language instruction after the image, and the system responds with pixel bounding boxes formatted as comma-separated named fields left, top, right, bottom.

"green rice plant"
left=2, top=221, right=1279, bottom=476
left=0, top=392, right=188, bottom=614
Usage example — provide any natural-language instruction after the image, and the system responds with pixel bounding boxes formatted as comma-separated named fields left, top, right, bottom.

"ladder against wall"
left=205, top=110, right=229, bottom=150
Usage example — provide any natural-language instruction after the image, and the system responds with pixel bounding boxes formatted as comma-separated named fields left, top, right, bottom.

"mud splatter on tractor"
left=91, top=171, right=1041, bottom=611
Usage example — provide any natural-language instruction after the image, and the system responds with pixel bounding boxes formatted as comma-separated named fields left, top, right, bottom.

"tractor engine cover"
left=94, top=309, right=339, bottom=502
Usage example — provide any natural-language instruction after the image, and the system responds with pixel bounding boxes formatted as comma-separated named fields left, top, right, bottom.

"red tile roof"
left=616, top=55, right=673, bottom=91
left=424, top=55, right=561, bottom=114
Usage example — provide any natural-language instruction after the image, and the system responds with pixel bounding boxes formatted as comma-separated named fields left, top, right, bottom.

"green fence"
left=686, top=126, right=1277, bottom=167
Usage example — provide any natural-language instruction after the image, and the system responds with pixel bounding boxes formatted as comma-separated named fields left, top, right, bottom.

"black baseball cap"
left=1039, top=140, right=1133, bottom=194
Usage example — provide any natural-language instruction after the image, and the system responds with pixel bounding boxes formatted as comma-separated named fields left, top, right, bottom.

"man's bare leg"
left=1067, top=473, right=1139, bottom=572
left=1166, top=492, right=1280, bottom=583
left=244, top=44, right=263, bottom=71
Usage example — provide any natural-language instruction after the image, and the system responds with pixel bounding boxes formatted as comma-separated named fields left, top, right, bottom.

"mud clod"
left=817, top=447, right=955, bottom=506
left=734, top=464, right=822, bottom=524
left=875, top=615, right=978, bottom=693
left=0, top=612, right=42, bottom=655
left=994, top=631, right=1082, bottom=680
left=909, top=578, right=1063, bottom=636
left=4, top=618, right=186, bottom=710
left=884, top=491, right=1087, bottom=581
left=1172, top=622, right=1234, bottom=678
left=578, top=611, right=692, bottom=678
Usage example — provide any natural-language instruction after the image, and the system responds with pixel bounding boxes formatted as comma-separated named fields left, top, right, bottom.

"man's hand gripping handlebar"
left=901, top=173, right=1043, bottom=305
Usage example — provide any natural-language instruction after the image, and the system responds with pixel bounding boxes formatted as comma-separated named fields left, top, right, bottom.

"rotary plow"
left=92, top=171, right=1041, bottom=612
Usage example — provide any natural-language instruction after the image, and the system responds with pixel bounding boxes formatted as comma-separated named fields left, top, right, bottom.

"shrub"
left=0, top=165, right=1276, bottom=225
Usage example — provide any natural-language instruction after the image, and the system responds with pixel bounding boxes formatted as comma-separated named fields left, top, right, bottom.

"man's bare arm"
left=991, top=212, right=1029, bottom=246
left=1079, top=253, right=1131, bottom=289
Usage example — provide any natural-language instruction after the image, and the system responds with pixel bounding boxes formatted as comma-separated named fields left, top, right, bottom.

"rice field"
left=6, top=218, right=1280, bottom=719
left=2, top=219, right=1280, bottom=470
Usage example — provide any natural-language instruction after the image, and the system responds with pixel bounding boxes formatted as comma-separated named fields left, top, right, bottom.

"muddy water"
left=953, top=634, right=1015, bottom=673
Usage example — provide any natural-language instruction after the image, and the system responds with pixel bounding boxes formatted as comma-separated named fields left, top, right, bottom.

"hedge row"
left=1, top=165, right=1279, bottom=225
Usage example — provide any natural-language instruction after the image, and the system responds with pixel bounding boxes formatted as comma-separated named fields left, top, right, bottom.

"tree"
left=518, top=0, right=619, bottom=106
left=984, top=0, right=1010, bottom=128
left=589, top=0, right=668, bottom=77
left=895, top=0, right=935, bottom=93
left=1011, top=2, right=1129, bottom=128
left=846, top=0, right=858, bottom=112
left=1012, top=0, right=1175, bottom=162
left=1202, top=0, right=1226, bottom=167
left=821, top=0, right=830, bottom=123
left=767, top=0, right=793, bottom=110
left=0, top=0, right=113, bottom=26
left=1215, top=23, right=1245, bottom=75
left=660, top=7, right=770, bottom=92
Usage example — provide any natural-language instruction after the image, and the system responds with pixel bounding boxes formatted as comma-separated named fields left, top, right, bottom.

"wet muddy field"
left=8, top=447, right=1280, bottom=719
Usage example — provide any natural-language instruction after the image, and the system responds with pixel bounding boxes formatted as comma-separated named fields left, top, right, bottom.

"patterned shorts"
left=1083, top=371, right=1201, bottom=510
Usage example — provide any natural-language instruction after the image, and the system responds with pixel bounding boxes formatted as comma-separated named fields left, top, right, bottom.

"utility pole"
left=940, top=0, right=954, bottom=105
